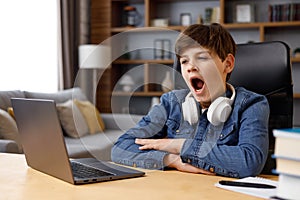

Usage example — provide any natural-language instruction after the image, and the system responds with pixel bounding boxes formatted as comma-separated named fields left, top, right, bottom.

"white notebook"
left=215, top=177, right=278, bottom=199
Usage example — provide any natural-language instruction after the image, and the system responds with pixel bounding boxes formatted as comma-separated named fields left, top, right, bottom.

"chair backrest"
left=230, top=41, right=293, bottom=174
left=173, top=41, right=294, bottom=174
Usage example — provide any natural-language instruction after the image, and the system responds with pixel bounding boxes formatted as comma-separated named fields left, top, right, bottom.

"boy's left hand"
left=135, top=138, right=185, bottom=154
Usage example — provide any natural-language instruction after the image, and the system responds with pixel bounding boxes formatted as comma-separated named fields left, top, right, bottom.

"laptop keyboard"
left=71, top=161, right=114, bottom=179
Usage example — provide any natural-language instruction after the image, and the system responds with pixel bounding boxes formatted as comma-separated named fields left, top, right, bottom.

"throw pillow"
left=56, top=100, right=89, bottom=138
left=0, top=109, right=22, bottom=152
left=7, top=107, right=15, bottom=119
left=73, top=99, right=105, bottom=134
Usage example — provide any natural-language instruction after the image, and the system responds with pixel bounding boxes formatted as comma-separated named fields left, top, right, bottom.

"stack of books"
left=273, top=128, right=300, bottom=200
left=269, top=3, right=300, bottom=22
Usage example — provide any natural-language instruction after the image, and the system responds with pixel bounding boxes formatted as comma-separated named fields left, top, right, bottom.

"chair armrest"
left=101, top=113, right=143, bottom=131
left=0, top=139, right=20, bottom=153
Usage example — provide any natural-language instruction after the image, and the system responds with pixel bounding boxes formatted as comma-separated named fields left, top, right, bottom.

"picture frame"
left=234, top=3, right=255, bottom=23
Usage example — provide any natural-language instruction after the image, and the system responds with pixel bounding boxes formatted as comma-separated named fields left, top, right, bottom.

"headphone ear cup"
left=182, top=96, right=199, bottom=125
left=207, top=97, right=232, bottom=126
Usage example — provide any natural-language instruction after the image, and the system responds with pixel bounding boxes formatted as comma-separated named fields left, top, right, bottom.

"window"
left=0, top=0, right=58, bottom=92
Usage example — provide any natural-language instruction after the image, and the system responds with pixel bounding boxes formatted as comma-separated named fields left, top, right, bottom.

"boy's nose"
left=187, top=62, right=198, bottom=73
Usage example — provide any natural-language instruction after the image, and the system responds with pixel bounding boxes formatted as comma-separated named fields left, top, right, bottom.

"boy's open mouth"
left=191, top=78, right=204, bottom=92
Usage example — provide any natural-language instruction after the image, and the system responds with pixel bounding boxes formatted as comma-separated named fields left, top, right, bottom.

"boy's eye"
left=180, top=59, right=188, bottom=65
left=197, top=56, right=208, bottom=60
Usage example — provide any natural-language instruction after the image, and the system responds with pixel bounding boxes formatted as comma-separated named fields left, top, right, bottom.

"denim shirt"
left=111, top=86, right=270, bottom=178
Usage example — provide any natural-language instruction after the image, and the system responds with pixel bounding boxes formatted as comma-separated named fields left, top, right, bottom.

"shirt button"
left=176, top=130, right=180, bottom=133
left=220, top=134, right=223, bottom=138
left=209, top=167, right=215, bottom=173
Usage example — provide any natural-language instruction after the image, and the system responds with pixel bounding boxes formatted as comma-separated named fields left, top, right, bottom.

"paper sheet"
left=215, top=177, right=278, bottom=199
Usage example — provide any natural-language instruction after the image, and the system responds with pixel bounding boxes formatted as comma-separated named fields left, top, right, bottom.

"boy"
left=111, top=23, right=269, bottom=178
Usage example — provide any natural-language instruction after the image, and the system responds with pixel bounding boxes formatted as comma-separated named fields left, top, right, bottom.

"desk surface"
left=0, top=153, right=277, bottom=200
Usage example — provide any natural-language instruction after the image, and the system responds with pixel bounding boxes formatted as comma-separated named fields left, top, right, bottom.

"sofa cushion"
left=74, top=99, right=105, bottom=134
left=65, top=129, right=124, bottom=160
left=24, top=87, right=88, bottom=104
left=0, top=90, right=25, bottom=110
left=101, top=113, right=143, bottom=131
left=0, top=139, right=19, bottom=153
left=0, top=109, right=22, bottom=152
left=56, top=100, right=89, bottom=138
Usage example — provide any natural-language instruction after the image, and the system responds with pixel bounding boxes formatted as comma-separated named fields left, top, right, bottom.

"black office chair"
left=173, top=41, right=293, bottom=174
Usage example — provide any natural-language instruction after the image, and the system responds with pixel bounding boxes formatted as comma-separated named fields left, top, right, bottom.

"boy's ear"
left=224, top=54, right=235, bottom=73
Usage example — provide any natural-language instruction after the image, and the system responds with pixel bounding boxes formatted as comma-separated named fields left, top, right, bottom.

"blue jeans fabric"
left=111, top=86, right=269, bottom=178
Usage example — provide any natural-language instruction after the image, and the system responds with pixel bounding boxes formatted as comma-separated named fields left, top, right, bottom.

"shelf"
left=113, top=59, right=173, bottom=64
left=223, top=23, right=262, bottom=29
left=294, top=94, right=300, bottom=99
left=113, top=91, right=300, bottom=98
left=112, top=91, right=164, bottom=96
left=111, top=0, right=144, bottom=2
left=263, top=21, right=300, bottom=27
left=111, top=21, right=300, bottom=33
left=114, top=58, right=300, bottom=65
left=111, top=20, right=296, bottom=31
left=292, top=57, right=300, bottom=63
left=223, top=21, right=300, bottom=29
left=111, top=26, right=185, bottom=33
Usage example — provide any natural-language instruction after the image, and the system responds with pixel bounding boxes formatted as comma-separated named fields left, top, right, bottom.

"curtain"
left=57, top=0, right=90, bottom=90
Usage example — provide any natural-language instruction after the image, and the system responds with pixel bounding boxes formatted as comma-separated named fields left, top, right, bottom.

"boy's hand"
left=135, top=138, right=215, bottom=175
left=135, top=138, right=185, bottom=154
left=164, top=154, right=216, bottom=175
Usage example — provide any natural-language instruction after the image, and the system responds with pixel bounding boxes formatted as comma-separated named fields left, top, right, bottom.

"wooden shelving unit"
left=92, top=0, right=300, bottom=113
left=113, top=59, right=173, bottom=65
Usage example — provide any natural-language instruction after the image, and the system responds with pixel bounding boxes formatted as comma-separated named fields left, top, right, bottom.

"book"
left=276, top=172, right=300, bottom=200
left=211, top=7, right=220, bottom=23
left=282, top=4, right=290, bottom=21
left=268, top=3, right=300, bottom=22
left=273, top=128, right=300, bottom=159
left=296, top=3, right=300, bottom=21
left=204, top=7, right=213, bottom=24
left=273, top=155, right=300, bottom=176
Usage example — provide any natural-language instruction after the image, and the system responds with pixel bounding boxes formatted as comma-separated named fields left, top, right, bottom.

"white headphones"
left=182, top=92, right=199, bottom=126
left=182, top=84, right=236, bottom=126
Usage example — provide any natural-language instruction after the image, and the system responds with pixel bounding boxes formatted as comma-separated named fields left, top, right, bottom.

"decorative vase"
left=120, top=75, right=134, bottom=92
left=161, top=71, right=173, bottom=92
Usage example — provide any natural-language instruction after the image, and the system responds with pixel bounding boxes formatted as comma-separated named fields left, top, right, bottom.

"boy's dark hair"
left=175, top=23, right=236, bottom=81
left=175, top=23, right=236, bottom=60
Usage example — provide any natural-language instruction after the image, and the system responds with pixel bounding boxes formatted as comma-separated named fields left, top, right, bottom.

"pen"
left=219, top=180, right=276, bottom=189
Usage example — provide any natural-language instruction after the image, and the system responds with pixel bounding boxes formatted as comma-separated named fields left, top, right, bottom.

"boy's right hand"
left=164, top=154, right=215, bottom=175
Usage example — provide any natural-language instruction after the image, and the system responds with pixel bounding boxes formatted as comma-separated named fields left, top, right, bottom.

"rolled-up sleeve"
left=111, top=93, right=172, bottom=169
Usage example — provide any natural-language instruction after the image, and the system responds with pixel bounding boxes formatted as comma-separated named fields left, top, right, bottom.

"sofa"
left=0, top=87, right=143, bottom=161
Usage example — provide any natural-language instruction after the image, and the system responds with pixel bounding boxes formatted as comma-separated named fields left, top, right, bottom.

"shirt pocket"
left=166, top=118, right=194, bottom=138
left=217, top=123, right=238, bottom=145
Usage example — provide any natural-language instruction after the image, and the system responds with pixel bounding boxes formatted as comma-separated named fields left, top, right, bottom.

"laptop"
left=11, top=98, right=145, bottom=185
